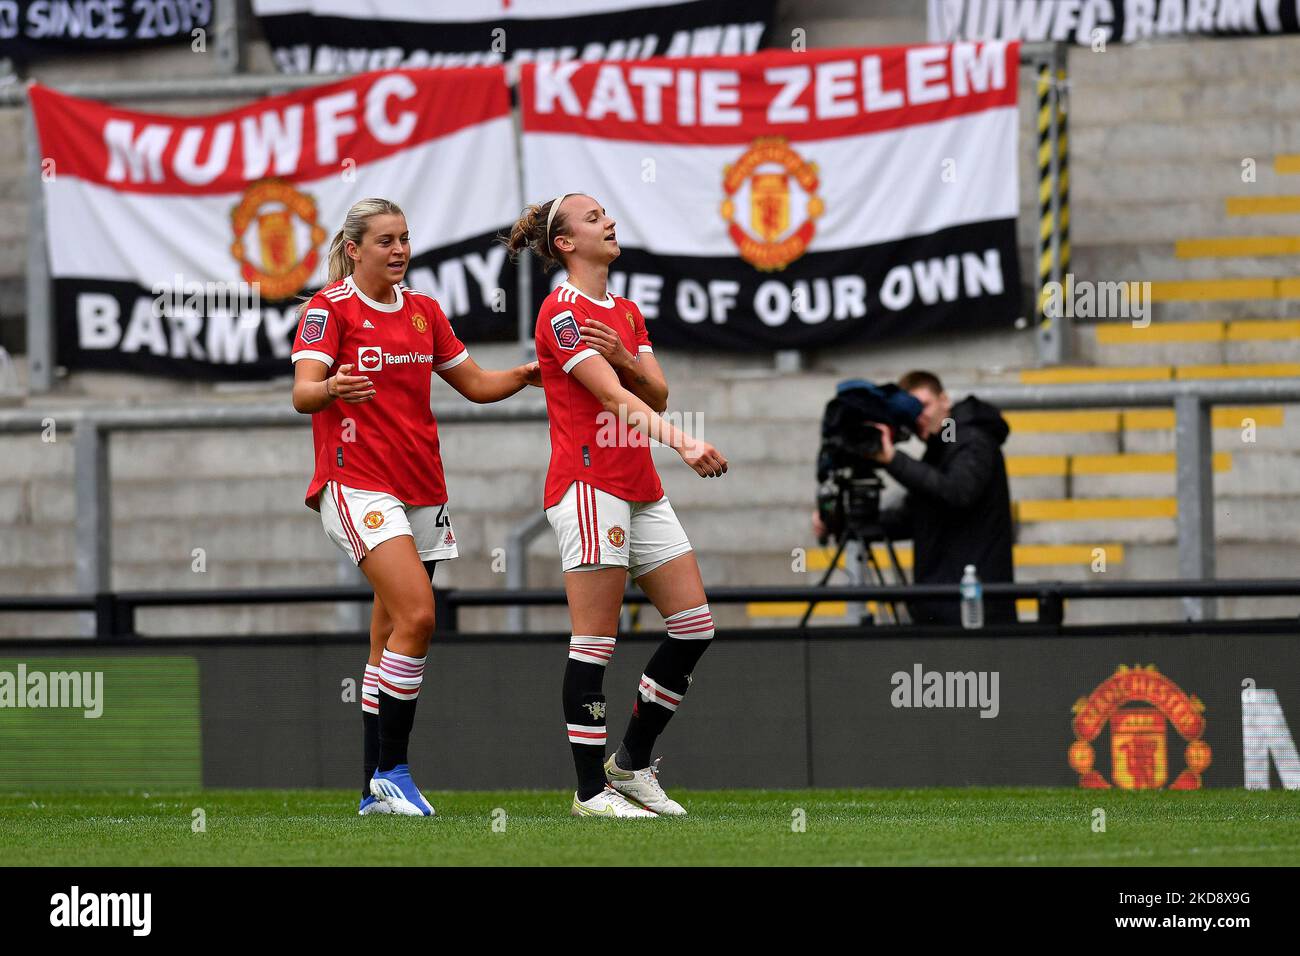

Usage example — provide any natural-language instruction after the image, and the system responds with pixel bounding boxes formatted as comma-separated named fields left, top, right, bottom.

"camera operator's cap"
left=888, top=389, right=924, bottom=427
left=834, top=378, right=923, bottom=432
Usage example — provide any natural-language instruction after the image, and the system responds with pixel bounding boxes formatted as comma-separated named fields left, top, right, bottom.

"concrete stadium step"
left=1070, top=75, right=1300, bottom=127
left=1008, top=451, right=1234, bottom=500
left=1102, top=298, right=1300, bottom=325
left=109, top=430, right=314, bottom=480
left=1068, top=35, right=1300, bottom=89
left=1090, top=319, right=1300, bottom=341
left=660, top=462, right=812, bottom=508
left=1178, top=232, right=1300, bottom=259
left=0, top=434, right=73, bottom=481
left=1018, top=363, right=1300, bottom=385
left=1000, top=406, right=1285, bottom=457
left=1011, top=494, right=1300, bottom=545
left=673, top=421, right=819, bottom=464
left=1066, top=158, right=1300, bottom=207
left=1125, top=408, right=1299, bottom=452
left=1071, top=115, right=1300, bottom=167
left=1016, top=497, right=1177, bottom=523
left=25, top=477, right=312, bottom=523
left=1067, top=198, right=1300, bottom=246
left=803, top=542, right=1126, bottom=574
left=1076, top=319, right=1300, bottom=366
left=1072, top=244, right=1300, bottom=281
left=1009, top=450, right=1300, bottom=509
left=0, top=524, right=75, bottom=569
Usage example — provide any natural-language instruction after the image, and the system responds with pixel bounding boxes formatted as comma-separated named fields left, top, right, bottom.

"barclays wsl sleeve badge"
left=301, top=308, right=329, bottom=345
left=550, top=311, right=581, bottom=350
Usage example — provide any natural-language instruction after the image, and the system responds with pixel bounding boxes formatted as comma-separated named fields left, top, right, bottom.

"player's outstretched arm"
left=438, top=357, right=542, bottom=404
left=570, top=356, right=726, bottom=478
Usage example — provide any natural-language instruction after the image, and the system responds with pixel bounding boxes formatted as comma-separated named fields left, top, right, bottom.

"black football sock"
left=564, top=635, right=616, bottom=801
left=361, top=663, right=381, bottom=798
left=376, top=648, right=425, bottom=773
left=362, top=712, right=380, bottom=796
left=619, top=604, right=714, bottom=770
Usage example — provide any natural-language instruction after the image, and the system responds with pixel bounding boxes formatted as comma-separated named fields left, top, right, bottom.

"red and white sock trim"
left=666, top=603, right=714, bottom=640
left=378, top=648, right=425, bottom=700
left=638, top=674, right=684, bottom=712
left=568, top=634, right=616, bottom=666
left=361, top=662, right=380, bottom=714
left=566, top=722, right=607, bottom=746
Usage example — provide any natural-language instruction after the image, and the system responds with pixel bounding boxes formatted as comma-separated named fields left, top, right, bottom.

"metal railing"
left=0, top=400, right=546, bottom=635
left=3, top=377, right=1300, bottom=633
left=5, top=578, right=1300, bottom=641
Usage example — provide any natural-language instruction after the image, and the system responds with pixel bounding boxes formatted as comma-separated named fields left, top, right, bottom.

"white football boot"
left=570, top=786, right=658, bottom=818
left=604, top=755, right=686, bottom=816
left=358, top=794, right=394, bottom=815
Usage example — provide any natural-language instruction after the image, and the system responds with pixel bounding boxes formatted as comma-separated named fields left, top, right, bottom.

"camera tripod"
left=799, top=524, right=911, bottom=628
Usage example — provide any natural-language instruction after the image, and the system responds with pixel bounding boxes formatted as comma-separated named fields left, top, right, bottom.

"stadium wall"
left=1, top=628, right=1297, bottom=791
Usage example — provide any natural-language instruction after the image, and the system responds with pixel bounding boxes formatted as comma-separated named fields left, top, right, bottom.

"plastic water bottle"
left=960, top=564, right=984, bottom=629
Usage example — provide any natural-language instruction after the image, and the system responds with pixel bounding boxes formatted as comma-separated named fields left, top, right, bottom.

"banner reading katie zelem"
left=29, top=70, right=519, bottom=380
left=520, top=42, right=1023, bottom=350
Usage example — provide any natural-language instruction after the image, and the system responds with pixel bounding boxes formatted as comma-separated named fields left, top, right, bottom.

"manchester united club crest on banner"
left=721, top=137, right=822, bottom=271
left=1069, top=665, right=1212, bottom=790
left=230, top=179, right=328, bottom=301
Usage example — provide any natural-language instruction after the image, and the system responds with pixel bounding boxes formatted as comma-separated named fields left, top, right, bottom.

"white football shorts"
left=318, top=480, right=459, bottom=565
left=545, top=480, right=692, bottom=577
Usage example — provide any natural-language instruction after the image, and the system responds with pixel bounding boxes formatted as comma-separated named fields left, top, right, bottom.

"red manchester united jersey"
left=291, top=275, right=468, bottom=510
left=536, top=280, right=664, bottom=508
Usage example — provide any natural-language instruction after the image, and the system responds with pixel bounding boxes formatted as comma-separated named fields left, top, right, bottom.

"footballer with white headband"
left=506, top=193, right=728, bottom=818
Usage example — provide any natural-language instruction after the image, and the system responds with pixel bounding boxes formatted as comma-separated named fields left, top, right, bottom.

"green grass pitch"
left=2, top=788, right=1297, bottom=866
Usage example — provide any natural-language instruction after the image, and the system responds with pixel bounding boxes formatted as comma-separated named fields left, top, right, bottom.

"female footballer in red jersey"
left=293, top=198, right=540, bottom=817
left=508, top=193, right=728, bottom=818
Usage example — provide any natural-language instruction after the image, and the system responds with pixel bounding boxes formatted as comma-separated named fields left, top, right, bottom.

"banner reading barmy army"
left=29, top=69, right=520, bottom=380
left=928, top=0, right=1300, bottom=44
left=520, top=42, right=1023, bottom=351
left=253, top=0, right=775, bottom=74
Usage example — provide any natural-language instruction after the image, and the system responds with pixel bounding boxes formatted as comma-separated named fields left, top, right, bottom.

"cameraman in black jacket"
left=815, top=370, right=1016, bottom=626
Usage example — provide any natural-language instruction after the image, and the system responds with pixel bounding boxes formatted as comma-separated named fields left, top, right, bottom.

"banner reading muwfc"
left=29, top=69, right=521, bottom=380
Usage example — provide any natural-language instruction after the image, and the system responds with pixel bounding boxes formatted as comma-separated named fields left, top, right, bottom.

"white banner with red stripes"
left=520, top=42, right=1024, bottom=350
left=29, top=69, right=520, bottom=380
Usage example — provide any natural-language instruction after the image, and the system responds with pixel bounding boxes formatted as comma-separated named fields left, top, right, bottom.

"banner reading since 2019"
left=0, top=0, right=212, bottom=62
left=520, top=41, right=1023, bottom=351
left=29, top=70, right=521, bottom=380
